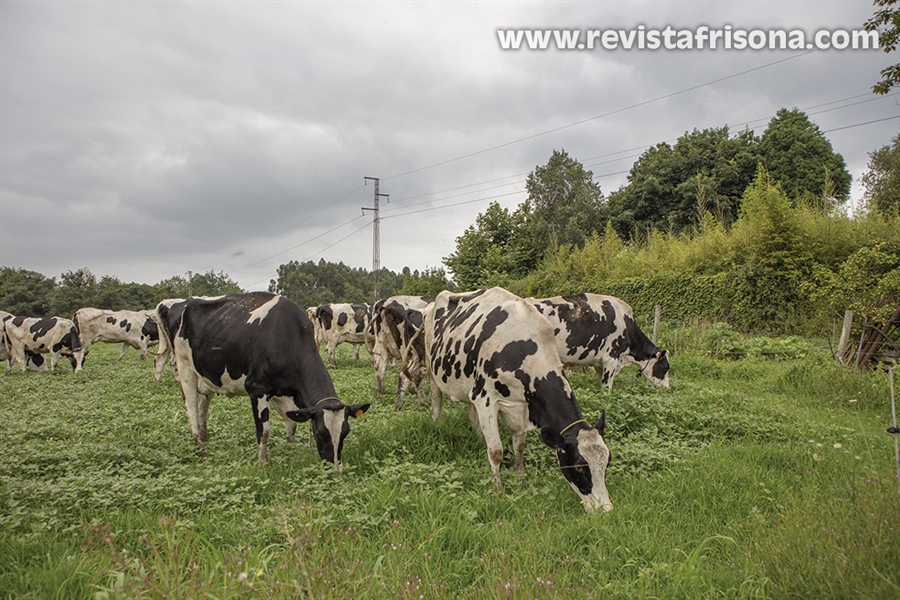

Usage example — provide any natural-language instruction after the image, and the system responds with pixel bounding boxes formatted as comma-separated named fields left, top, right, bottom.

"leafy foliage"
left=268, top=259, right=406, bottom=307
left=0, top=267, right=55, bottom=316
left=443, top=201, right=541, bottom=290
left=607, top=127, right=760, bottom=237
left=861, top=133, right=900, bottom=215
left=525, top=148, right=606, bottom=248
left=758, top=108, right=851, bottom=208
left=865, top=0, right=900, bottom=94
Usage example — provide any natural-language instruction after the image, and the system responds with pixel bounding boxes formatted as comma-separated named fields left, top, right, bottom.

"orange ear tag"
left=355, top=410, right=364, bottom=418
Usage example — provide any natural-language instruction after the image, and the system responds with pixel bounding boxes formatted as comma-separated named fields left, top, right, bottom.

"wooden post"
left=836, top=310, right=853, bottom=365
left=652, top=305, right=661, bottom=346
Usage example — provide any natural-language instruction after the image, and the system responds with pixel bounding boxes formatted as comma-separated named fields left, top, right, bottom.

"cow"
left=375, top=298, right=434, bottom=410
left=75, top=307, right=160, bottom=360
left=528, top=294, right=669, bottom=390
left=0, top=311, right=47, bottom=374
left=424, top=287, right=613, bottom=512
left=367, top=295, right=433, bottom=405
left=3, top=315, right=85, bottom=373
left=154, top=292, right=370, bottom=466
left=313, top=303, right=372, bottom=367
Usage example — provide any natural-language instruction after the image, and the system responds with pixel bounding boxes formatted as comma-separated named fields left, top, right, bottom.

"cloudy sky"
left=1, top=1, right=895, bottom=292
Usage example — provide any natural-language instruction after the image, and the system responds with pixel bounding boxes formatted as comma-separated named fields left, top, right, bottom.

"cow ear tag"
left=355, top=409, right=364, bottom=418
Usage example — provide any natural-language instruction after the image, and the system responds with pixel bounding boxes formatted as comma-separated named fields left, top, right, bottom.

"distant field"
left=1, top=341, right=898, bottom=599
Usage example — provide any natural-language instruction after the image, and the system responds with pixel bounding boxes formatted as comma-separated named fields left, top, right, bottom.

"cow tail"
left=365, top=313, right=379, bottom=354
left=402, top=324, right=425, bottom=378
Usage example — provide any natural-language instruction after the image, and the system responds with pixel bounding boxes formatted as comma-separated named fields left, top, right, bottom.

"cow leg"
left=326, top=342, right=338, bottom=368
left=250, top=394, right=272, bottom=463
left=284, top=419, right=298, bottom=443
left=474, top=403, right=504, bottom=492
left=415, top=371, right=427, bottom=408
left=394, top=371, right=409, bottom=411
left=511, top=434, right=527, bottom=474
left=117, top=343, right=130, bottom=360
left=178, top=374, right=206, bottom=453
left=372, top=348, right=388, bottom=395
left=498, top=406, right=529, bottom=475
left=13, top=348, right=27, bottom=373
left=48, top=352, right=59, bottom=372
left=197, top=393, right=211, bottom=443
left=353, top=344, right=361, bottom=361
left=594, top=366, right=606, bottom=388
left=430, top=375, right=443, bottom=421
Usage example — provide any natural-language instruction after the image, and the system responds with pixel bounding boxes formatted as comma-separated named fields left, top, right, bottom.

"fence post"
left=652, top=305, right=661, bottom=346
left=836, top=310, right=853, bottom=365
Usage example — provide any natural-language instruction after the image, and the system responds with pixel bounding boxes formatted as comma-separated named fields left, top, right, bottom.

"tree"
left=525, top=149, right=607, bottom=248
left=0, top=267, right=55, bottom=317
left=861, top=134, right=900, bottom=215
left=400, top=267, right=454, bottom=297
left=865, top=0, right=900, bottom=94
left=443, top=201, right=538, bottom=290
left=728, top=166, right=813, bottom=331
left=758, top=108, right=852, bottom=209
left=607, top=127, right=760, bottom=238
left=268, top=260, right=405, bottom=307
left=49, top=268, right=98, bottom=317
left=156, top=270, right=242, bottom=299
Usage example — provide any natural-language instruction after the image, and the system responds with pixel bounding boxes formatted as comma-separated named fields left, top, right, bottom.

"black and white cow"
left=376, top=297, right=434, bottom=410
left=314, top=303, right=372, bottom=367
left=154, top=292, right=369, bottom=465
left=75, top=307, right=160, bottom=360
left=3, top=315, right=85, bottom=373
left=0, top=311, right=47, bottom=373
left=425, top=287, right=613, bottom=512
left=367, top=295, right=433, bottom=401
left=528, top=294, right=669, bottom=390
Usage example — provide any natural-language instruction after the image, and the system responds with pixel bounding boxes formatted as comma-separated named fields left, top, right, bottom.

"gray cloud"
left=1, top=1, right=893, bottom=291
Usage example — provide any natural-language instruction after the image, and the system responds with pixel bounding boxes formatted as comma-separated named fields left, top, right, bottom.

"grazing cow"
left=368, top=295, right=433, bottom=404
left=0, top=311, right=47, bottom=373
left=314, top=303, right=372, bottom=367
left=154, top=292, right=370, bottom=465
left=3, top=315, right=85, bottom=373
left=75, top=307, right=160, bottom=360
left=528, top=294, right=669, bottom=390
left=376, top=298, right=434, bottom=410
left=425, top=287, right=612, bottom=512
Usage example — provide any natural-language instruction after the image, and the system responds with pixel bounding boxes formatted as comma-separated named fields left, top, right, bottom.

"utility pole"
left=363, top=177, right=388, bottom=302
left=187, top=271, right=193, bottom=298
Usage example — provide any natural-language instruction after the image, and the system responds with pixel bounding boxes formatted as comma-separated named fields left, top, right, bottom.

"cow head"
left=541, top=411, right=613, bottom=513
left=285, top=399, right=371, bottom=471
left=59, top=326, right=86, bottom=373
left=639, top=349, right=670, bottom=388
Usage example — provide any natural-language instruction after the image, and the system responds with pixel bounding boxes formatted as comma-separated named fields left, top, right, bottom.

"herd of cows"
left=1, top=287, right=669, bottom=512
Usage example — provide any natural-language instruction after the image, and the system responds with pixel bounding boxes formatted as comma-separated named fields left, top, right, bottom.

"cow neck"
left=523, top=370, right=586, bottom=435
left=296, top=351, right=339, bottom=409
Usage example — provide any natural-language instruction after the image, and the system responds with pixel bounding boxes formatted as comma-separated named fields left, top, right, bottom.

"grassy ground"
left=0, top=341, right=898, bottom=599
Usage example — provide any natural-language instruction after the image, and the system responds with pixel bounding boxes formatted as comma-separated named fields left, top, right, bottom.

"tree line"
left=440, top=107, right=900, bottom=360
left=0, top=262, right=455, bottom=320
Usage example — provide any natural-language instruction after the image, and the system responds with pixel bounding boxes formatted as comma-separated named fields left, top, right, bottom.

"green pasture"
left=1, top=340, right=898, bottom=599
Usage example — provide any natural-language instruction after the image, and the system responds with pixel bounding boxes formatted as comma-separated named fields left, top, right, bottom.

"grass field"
left=1, top=339, right=898, bottom=599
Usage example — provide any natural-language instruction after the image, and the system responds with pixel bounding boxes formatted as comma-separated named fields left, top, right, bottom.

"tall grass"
left=1, top=341, right=898, bottom=598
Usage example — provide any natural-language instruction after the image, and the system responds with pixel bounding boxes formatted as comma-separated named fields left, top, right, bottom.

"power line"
left=234, top=213, right=368, bottom=272
left=244, top=219, right=373, bottom=290
left=824, top=115, right=900, bottom=133
left=381, top=50, right=818, bottom=182
left=239, top=90, right=890, bottom=280
left=380, top=191, right=525, bottom=221
left=202, top=183, right=367, bottom=272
